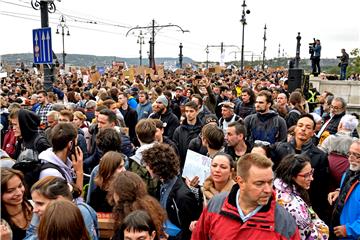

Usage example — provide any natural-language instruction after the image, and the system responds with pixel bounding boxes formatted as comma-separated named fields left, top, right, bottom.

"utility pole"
left=295, top=32, right=301, bottom=68
left=56, top=15, right=70, bottom=69
left=126, top=19, right=189, bottom=71
left=240, top=0, right=250, bottom=72
left=262, top=24, right=267, bottom=71
left=31, top=0, right=58, bottom=91
left=179, top=43, right=183, bottom=69
left=278, top=43, right=281, bottom=58
left=206, top=45, right=209, bottom=69
left=137, top=30, right=145, bottom=66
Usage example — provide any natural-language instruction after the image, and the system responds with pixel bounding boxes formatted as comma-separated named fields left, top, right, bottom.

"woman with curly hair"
left=142, top=143, right=202, bottom=240
left=1, top=168, right=32, bottom=240
left=108, top=171, right=167, bottom=240
left=275, top=154, right=329, bottom=240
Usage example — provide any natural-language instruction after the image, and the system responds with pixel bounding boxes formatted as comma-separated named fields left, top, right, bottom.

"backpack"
left=2, top=129, right=16, bottom=158
left=12, top=134, right=66, bottom=191
left=13, top=160, right=67, bottom=192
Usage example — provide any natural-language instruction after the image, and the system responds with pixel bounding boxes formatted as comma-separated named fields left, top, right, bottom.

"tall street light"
left=262, top=24, right=267, bottom=71
left=137, top=31, right=145, bottom=66
left=56, top=15, right=70, bottom=69
left=240, top=0, right=250, bottom=72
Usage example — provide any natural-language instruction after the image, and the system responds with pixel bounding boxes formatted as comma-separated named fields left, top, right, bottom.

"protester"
left=88, top=151, right=126, bottom=212
left=202, top=153, right=235, bottom=205
left=271, top=114, right=330, bottom=223
left=27, top=176, right=99, bottom=240
left=275, top=154, right=329, bottom=239
left=328, top=140, right=360, bottom=239
left=9, top=109, right=51, bottom=160
left=1, top=168, right=33, bottom=240
left=191, top=153, right=300, bottom=239
left=117, top=210, right=160, bottom=240
left=37, top=200, right=90, bottom=240
left=38, top=122, right=84, bottom=190
left=173, top=101, right=202, bottom=168
left=108, top=171, right=167, bottom=240
left=244, top=90, right=287, bottom=146
left=142, top=143, right=202, bottom=240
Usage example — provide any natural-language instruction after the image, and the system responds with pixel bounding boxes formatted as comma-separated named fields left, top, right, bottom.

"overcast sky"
left=1, top=0, right=359, bottom=63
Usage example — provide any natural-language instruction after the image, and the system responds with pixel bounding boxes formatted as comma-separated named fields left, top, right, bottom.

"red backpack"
left=2, top=129, right=16, bottom=158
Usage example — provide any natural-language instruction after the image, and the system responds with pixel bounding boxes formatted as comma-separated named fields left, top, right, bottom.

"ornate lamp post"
left=56, top=15, right=70, bottom=68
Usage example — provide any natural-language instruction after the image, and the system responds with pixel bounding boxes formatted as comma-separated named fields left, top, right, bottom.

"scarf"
left=203, top=176, right=235, bottom=202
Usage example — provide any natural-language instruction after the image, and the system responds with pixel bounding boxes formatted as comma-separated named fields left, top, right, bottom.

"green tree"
left=348, top=48, right=360, bottom=76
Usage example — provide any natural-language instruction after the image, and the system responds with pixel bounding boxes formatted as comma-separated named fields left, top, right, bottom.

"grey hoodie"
left=38, top=148, right=74, bottom=183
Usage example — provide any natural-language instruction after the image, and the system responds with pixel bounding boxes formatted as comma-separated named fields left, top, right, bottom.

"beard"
left=349, top=164, right=360, bottom=172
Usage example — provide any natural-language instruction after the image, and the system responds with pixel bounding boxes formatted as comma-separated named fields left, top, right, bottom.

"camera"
left=308, top=38, right=316, bottom=55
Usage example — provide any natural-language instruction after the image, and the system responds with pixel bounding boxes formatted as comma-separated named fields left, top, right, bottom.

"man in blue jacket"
left=328, top=140, right=360, bottom=239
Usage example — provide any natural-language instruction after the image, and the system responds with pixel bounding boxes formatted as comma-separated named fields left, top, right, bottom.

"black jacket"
left=120, top=106, right=138, bottom=146
left=172, top=118, right=203, bottom=168
left=150, top=109, right=180, bottom=139
left=244, top=111, right=287, bottom=146
left=270, top=139, right=330, bottom=223
left=234, top=101, right=256, bottom=119
left=188, top=135, right=207, bottom=156
left=14, top=109, right=50, bottom=160
left=158, top=177, right=202, bottom=240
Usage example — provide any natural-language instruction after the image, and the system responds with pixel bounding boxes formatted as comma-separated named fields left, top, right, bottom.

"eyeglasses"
left=297, top=168, right=314, bottom=179
left=347, top=151, right=360, bottom=159
left=330, top=105, right=343, bottom=110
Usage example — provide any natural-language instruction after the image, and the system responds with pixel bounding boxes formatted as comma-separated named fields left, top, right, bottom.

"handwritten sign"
left=182, top=150, right=212, bottom=185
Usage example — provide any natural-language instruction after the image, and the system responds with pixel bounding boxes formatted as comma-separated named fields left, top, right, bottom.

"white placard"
left=0, top=72, right=7, bottom=78
left=182, top=150, right=212, bottom=186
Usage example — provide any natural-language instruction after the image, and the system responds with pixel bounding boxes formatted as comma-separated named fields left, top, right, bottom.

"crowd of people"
left=0, top=65, right=360, bottom=240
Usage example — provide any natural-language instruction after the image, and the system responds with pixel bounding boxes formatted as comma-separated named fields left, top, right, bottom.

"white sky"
left=1, top=0, right=359, bottom=63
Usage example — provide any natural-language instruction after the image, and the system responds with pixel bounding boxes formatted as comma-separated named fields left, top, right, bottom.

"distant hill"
left=1, top=53, right=345, bottom=73
left=0, top=53, right=194, bottom=68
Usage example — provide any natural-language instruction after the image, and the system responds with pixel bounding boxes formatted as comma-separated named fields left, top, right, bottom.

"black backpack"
left=13, top=160, right=67, bottom=192
left=13, top=134, right=67, bottom=192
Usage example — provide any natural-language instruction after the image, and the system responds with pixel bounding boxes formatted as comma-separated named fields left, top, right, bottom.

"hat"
left=156, top=95, right=168, bottom=107
left=218, top=101, right=235, bottom=110
left=175, top=86, right=183, bottom=91
left=204, top=114, right=218, bottom=125
left=131, top=87, right=139, bottom=92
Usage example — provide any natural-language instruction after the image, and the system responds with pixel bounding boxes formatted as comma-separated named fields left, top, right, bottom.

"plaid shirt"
left=36, top=103, right=53, bottom=126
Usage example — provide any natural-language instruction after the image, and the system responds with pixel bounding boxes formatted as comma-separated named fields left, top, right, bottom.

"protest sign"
left=182, top=150, right=211, bottom=185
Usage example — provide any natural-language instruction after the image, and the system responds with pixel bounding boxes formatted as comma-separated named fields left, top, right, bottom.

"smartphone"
left=70, top=140, right=77, bottom=161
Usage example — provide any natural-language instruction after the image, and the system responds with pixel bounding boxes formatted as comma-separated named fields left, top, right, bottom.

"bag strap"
left=41, top=162, right=67, bottom=180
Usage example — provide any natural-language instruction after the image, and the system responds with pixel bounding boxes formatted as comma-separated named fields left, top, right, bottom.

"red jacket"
left=191, top=184, right=300, bottom=240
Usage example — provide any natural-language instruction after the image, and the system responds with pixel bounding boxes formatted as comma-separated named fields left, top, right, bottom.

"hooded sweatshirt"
left=38, top=148, right=74, bottom=183
left=14, top=109, right=51, bottom=160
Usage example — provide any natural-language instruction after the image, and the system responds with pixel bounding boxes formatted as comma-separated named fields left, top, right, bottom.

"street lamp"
left=56, top=15, right=70, bottom=69
left=240, top=0, right=250, bottom=72
left=179, top=43, right=183, bottom=69
left=137, top=31, right=145, bottom=66
left=262, top=24, right=267, bottom=71
left=206, top=45, right=209, bottom=69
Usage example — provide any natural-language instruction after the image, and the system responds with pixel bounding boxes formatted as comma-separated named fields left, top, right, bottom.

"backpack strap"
left=41, top=162, right=67, bottom=180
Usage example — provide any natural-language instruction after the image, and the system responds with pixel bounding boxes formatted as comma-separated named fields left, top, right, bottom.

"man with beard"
left=244, top=90, right=287, bottom=146
left=149, top=95, right=179, bottom=139
left=191, top=153, right=300, bottom=239
left=328, top=140, right=360, bottom=239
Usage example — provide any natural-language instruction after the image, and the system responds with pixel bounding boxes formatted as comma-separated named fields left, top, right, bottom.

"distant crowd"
left=1, top=65, right=360, bottom=240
